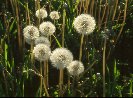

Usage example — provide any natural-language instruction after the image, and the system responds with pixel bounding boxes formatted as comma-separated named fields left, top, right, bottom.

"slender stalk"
left=85, top=0, right=90, bottom=14
left=94, top=0, right=97, bottom=19
left=79, top=0, right=83, bottom=14
left=106, top=9, right=122, bottom=61
left=79, top=60, right=97, bottom=80
left=116, top=10, right=122, bottom=24
left=103, top=38, right=107, bottom=97
left=59, top=68, right=64, bottom=97
left=72, top=76, right=78, bottom=97
left=15, top=0, right=23, bottom=62
left=104, top=3, right=109, bottom=31
left=67, top=73, right=70, bottom=90
left=48, top=0, right=52, bottom=12
left=115, top=0, right=128, bottom=43
left=26, top=0, right=31, bottom=25
left=106, top=0, right=127, bottom=61
left=44, top=62, right=47, bottom=88
left=108, top=1, right=113, bottom=20
left=90, top=0, right=94, bottom=15
left=72, top=76, right=76, bottom=97
left=31, top=40, right=34, bottom=64
left=35, top=0, right=37, bottom=12
left=82, top=0, right=85, bottom=13
left=79, top=34, right=84, bottom=61
left=98, top=0, right=102, bottom=30
left=30, top=66, right=50, bottom=97
left=37, top=0, right=40, bottom=27
left=119, top=90, right=122, bottom=97
left=22, top=79, right=24, bottom=97
left=101, top=0, right=107, bottom=24
left=14, top=1, right=24, bottom=96
left=44, top=61, right=49, bottom=88
left=40, top=62, right=42, bottom=97
left=130, top=80, right=133, bottom=97
left=42, top=78, right=50, bottom=97
left=26, top=68, right=49, bottom=97
left=62, top=9, right=66, bottom=47
left=112, top=0, right=118, bottom=21
left=31, top=66, right=50, bottom=97
left=60, top=6, right=66, bottom=95
left=46, top=61, right=49, bottom=88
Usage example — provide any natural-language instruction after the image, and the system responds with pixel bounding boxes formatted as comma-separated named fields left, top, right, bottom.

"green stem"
left=72, top=76, right=78, bottom=97
left=52, top=35, right=62, bottom=48
left=115, top=0, right=128, bottom=43
left=67, top=73, right=70, bottom=90
left=31, top=40, right=34, bottom=65
left=62, top=8, right=66, bottom=47
left=79, top=34, right=84, bottom=61
left=46, top=61, right=49, bottom=88
left=42, top=78, right=50, bottom=97
left=40, top=61, right=42, bottom=97
left=130, top=80, right=133, bottom=97
left=44, top=61, right=49, bottom=88
left=59, top=68, right=64, bottom=97
left=22, top=79, right=24, bottom=97
left=103, top=38, right=106, bottom=97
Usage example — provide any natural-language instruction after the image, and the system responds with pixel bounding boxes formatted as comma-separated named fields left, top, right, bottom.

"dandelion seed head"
left=67, top=60, right=84, bottom=76
left=73, top=14, right=96, bottom=35
left=50, top=48, right=73, bottom=69
left=49, top=11, right=60, bottom=20
left=33, top=44, right=51, bottom=61
left=39, top=21, right=56, bottom=36
left=23, top=25, right=39, bottom=43
left=35, top=8, right=47, bottom=19
left=35, top=36, right=50, bottom=47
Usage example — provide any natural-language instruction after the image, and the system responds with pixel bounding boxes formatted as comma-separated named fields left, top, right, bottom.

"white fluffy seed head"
left=50, top=48, right=73, bottom=69
left=33, top=44, right=51, bottom=62
left=73, top=14, right=96, bottom=35
left=35, top=36, right=50, bottom=47
left=39, top=21, right=56, bottom=37
left=49, top=11, right=60, bottom=20
left=23, top=25, right=39, bottom=43
left=35, top=8, right=48, bottom=19
left=67, top=60, right=84, bottom=76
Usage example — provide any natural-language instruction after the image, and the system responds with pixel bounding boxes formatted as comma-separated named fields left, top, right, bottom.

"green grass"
left=0, top=0, right=133, bottom=97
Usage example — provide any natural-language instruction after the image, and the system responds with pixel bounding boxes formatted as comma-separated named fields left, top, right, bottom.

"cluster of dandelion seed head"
left=39, top=21, right=56, bottom=36
left=23, top=25, right=39, bottom=44
left=33, top=44, right=51, bottom=62
left=49, top=11, right=60, bottom=20
left=67, top=60, right=84, bottom=76
left=35, top=8, right=48, bottom=19
left=50, top=48, right=73, bottom=69
left=35, top=36, right=50, bottom=47
left=73, top=14, right=96, bottom=35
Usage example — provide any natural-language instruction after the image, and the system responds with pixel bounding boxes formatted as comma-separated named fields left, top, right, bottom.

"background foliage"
left=0, top=0, right=133, bottom=97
